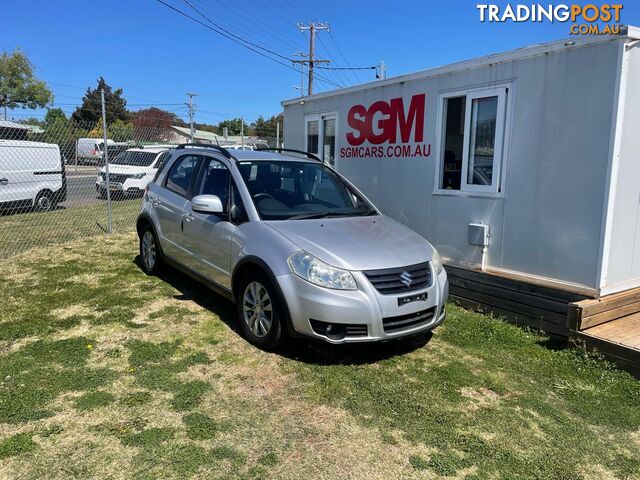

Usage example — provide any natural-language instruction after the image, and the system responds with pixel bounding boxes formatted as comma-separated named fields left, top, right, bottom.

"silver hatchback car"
left=136, top=145, right=448, bottom=349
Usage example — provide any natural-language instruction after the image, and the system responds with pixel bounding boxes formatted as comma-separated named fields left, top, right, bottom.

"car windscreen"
left=237, top=160, right=376, bottom=220
left=110, top=151, right=158, bottom=167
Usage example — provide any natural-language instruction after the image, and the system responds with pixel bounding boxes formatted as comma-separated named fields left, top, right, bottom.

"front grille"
left=101, top=173, right=129, bottom=184
left=383, top=307, right=436, bottom=333
left=363, top=262, right=431, bottom=295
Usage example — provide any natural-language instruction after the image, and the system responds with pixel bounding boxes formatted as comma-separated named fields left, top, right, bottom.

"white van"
left=96, top=147, right=168, bottom=198
left=0, top=140, right=67, bottom=212
left=76, top=138, right=115, bottom=165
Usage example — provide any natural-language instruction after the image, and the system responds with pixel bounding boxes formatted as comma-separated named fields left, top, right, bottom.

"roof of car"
left=176, top=147, right=317, bottom=163
left=230, top=149, right=315, bottom=162
left=125, top=147, right=169, bottom=153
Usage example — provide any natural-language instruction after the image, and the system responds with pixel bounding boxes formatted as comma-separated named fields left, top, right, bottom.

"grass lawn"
left=0, top=199, right=140, bottom=258
left=0, top=233, right=639, bottom=479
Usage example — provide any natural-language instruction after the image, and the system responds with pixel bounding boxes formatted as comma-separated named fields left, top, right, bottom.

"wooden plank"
left=573, top=286, right=640, bottom=317
left=448, top=274, right=569, bottom=314
left=445, top=265, right=589, bottom=303
left=580, top=300, right=640, bottom=330
left=450, top=285, right=568, bottom=327
left=568, top=287, right=640, bottom=330
left=452, top=296, right=568, bottom=337
left=584, top=312, right=640, bottom=348
left=573, top=331, right=640, bottom=378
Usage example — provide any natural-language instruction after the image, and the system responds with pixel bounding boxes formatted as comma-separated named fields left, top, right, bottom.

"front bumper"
left=276, top=267, right=448, bottom=344
left=96, top=180, right=145, bottom=196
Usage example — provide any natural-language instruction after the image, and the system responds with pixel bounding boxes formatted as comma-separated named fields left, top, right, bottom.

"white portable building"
left=282, top=27, right=640, bottom=360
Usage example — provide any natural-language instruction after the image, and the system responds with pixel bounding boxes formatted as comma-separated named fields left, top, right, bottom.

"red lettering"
left=390, top=95, right=425, bottom=143
left=345, top=94, right=426, bottom=146
left=346, top=104, right=368, bottom=146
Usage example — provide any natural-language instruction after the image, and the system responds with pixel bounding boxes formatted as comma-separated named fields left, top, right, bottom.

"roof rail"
left=174, top=143, right=234, bottom=160
left=255, top=147, right=322, bottom=162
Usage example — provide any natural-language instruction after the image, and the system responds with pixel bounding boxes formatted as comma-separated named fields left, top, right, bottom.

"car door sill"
left=163, top=254, right=234, bottom=303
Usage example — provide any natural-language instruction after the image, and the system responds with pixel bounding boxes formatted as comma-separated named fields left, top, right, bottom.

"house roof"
left=0, top=120, right=30, bottom=130
left=171, top=125, right=219, bottom=142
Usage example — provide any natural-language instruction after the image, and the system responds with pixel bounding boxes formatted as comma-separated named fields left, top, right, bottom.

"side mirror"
left=191, top=194, right=224, bottom=214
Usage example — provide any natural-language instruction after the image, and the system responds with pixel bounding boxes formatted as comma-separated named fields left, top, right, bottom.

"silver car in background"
left=136, top=145, right=448, bottom=349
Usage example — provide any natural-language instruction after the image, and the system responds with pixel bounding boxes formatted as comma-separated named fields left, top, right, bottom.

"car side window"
left=195, top=158, right=230, bottom=212
left=164, top=155, right=200, bottom=198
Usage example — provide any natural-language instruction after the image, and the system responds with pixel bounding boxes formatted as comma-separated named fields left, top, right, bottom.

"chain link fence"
left=0, top=112, right=279, bottom=258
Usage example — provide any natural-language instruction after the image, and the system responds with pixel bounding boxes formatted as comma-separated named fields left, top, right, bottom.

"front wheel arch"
left=232, top=258, right=294, bottom=336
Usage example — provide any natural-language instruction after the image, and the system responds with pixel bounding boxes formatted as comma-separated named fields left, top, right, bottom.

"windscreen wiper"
left=288, top=211, right=330, bottom=220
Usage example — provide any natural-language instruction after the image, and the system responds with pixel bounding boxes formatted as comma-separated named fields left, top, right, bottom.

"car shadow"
left=132, top=256, right=433, bottom=366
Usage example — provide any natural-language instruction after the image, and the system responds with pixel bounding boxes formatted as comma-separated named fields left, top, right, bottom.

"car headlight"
left=131, top=173, right=146, bottom=179
left=431, top=249, right=444, bottom=274
left=288, top=251, right=357, bottom=290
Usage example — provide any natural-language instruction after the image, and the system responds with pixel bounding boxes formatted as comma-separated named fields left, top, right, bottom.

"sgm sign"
left=339, top=94, right=431, bottom=159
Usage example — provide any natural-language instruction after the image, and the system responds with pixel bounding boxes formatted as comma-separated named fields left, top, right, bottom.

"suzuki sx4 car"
left=136, top=145, right=448, bottom=349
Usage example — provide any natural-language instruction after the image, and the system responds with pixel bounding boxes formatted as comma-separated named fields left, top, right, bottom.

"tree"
left=217, top=118, right=243, bottom=136
left=0, top=49, right=53, bottom=118
left=44, top=108, right=66, bottom=125
left=71, top=77, right=129, bottom=126
left=252, top=113, right=283, bottom=142
left=132, top=107, right=184, bottom=141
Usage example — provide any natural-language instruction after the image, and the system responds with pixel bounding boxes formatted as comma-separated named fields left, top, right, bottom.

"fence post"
left=101, top=89, right=113, bottom=233
left=276, top=122, right=280, bottom=148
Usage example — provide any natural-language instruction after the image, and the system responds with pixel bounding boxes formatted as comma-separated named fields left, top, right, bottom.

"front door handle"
left=0, top=178, right=8, bottom=186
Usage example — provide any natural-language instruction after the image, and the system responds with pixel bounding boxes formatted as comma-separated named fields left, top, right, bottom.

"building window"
left=439, top=87, right=508, bottom=194
left=305, top=114, right=337, bottom=166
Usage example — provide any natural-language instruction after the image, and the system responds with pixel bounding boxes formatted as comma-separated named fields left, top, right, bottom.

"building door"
left=305, top=113, right=337, bottom=167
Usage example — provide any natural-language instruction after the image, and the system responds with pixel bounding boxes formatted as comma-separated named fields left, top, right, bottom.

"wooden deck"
left=569, top=287, right=640, bottom=377
left=447, top=265, right=640, bottom=377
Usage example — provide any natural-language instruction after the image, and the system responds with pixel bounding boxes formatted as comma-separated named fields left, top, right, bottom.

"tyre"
left=34, top=191, right=54, bottom=212
left=236, top=272, right=285, bottom=350
left=139, top=224, right=162, bottom=274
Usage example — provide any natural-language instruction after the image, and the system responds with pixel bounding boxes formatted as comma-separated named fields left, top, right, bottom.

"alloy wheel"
left=142, top=230, right=156, bottom=270
left=242, top=281, right=273, bottom=338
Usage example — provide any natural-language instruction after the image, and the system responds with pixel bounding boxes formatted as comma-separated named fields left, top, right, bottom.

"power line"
left=181, top=0, right=291, bottom=61
left=154, top=0, right=342, bottom=89
left=328, top=30, right=363, bottom=84
left=315, top=65, right=376, bottom=71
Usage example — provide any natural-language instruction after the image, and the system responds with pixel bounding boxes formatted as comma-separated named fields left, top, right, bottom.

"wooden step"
left=568, top=287, right=640, bottom=330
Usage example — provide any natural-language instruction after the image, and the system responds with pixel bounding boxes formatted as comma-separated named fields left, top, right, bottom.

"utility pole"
left=294, top=22, right=330, bottom=95
left=186, top=92, right=198, bottom=142
left=240, top=117, right=244, bottom=148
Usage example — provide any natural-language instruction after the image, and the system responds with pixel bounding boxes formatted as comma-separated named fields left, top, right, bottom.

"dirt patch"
left=459, top=387, right=501, bottom=412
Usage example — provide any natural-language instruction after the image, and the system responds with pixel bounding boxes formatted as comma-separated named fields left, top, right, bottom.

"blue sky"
left=2, top=1, right=638, bottom=124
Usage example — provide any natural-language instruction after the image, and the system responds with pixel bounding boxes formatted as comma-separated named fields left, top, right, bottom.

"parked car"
left=136, top=145, right=448, bottom=349
left=96, top=147, right=169, bottom=198
left=0, top=140, right=67, bottom=212
left=223, top=145, right=254, bottom=151
left=76, top=138, right=115, bottom=165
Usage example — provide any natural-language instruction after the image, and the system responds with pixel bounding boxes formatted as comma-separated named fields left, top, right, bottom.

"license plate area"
left=397, top=292, right=428, bottom=306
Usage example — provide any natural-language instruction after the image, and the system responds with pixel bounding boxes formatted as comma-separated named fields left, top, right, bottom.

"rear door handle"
left=0, top=178, right=8, bottom=186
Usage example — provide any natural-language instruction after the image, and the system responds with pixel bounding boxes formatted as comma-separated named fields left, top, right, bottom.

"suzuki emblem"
left=400, top=271, right=413, bottom=287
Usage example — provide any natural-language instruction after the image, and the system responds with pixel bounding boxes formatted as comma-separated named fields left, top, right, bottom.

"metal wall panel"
left=605, top=44, right=640, bottom=290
